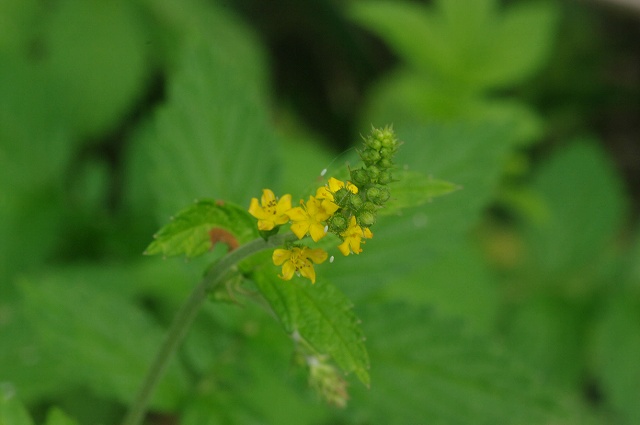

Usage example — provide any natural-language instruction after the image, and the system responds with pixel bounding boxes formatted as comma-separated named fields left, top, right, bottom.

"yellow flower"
left=316, top=177, right=358, bottom=202
left=337, top=216, right=373, bottom=256
left=288, top=196, right=339, bottom=242
left=248, top=189, right=292, bottom=231
left=272, top=246, right=328, bottom=284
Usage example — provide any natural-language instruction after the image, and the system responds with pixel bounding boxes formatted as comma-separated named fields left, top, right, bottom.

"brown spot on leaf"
left=209, top=228, right=239, bottom=252
left=215, top=199, right=225, bottom=206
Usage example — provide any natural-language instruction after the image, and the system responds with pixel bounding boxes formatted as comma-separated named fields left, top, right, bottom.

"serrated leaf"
left=348, top=302, right=564, bottom=425
left=146, top=34, right=280, bottom=222
left=19, top=275, right=188, bottom=410
left=382, top=170, right=459, bottom=215
left=145, top=200, right=258, bottom=258
left=0, top=388, right=33, bottom=425
left=251, top=269, right=370, bottom=386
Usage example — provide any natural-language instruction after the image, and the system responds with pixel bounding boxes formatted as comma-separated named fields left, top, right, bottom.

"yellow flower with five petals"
left=288, top=196, right=339, bottom=242
left=272, top=246, right=328, bottom=284
left=337, top=216, right=373, bottom=256
left=248, top=189, right=292, bottom=231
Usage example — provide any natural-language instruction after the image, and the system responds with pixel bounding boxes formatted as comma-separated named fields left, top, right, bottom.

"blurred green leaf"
left=44, top=408, right=78, bottom=425
left=379, top=241, right=500, bottom=333
left=42, top=0, right=148, bottom=137
left=0, top=56, right=73, bottom=282
left=524, top=140, right=626, bottom=282
left=590, top=294, right=640, bottom=424
left=349, top=0, right=558, bottom=90
left=145, top=200, right=258, bottom=258
left=19, top=274, right=188, bottom=410
left=0, top=388, right=33, bottom=425
left=383, top=170, right=459, bottom=216
left=144, top=32, right=280, bottom=222
left=504, top=296, right=586, bottom=390
left=347, top=302, right=564, bottom=425
left=251, top=268, right=370, bottom=386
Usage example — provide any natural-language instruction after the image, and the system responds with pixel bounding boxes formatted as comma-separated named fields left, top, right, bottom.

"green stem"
left=121, top=233, right=293, bottom=425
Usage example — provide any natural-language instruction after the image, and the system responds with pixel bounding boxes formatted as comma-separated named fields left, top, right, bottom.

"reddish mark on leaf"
left=209, top=228, right=239, bottom=252
left=215, top=200, right=225, bottom=206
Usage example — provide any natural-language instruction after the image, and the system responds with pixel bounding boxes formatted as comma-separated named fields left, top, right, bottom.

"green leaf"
left=590, top=294, right=640, bottom=424
left=349, top=0, right=558, bottom=91
left=42, top=0, right=148, bottom=137
left=383, top=170, right=459, bottom=216
left=145, top=200, right=258, bottom=258
left=0, top=388, right=33, bottom=425
left=251, top=269, right=370, bottom=386
left=348, top=302, right=566, bottom=425
left=144, top=33, right=280, bottom=222
left=44, top=408, right=78, bottom=425
left=19, top=274, right=188, bottom=410
left=523, top=140, right=626, bottom=282
left=379, top=241, right=500, bottom=333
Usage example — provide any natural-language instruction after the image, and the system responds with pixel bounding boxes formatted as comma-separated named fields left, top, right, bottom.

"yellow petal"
left=286, top=207, right=308, bottom=221
left=363, top=228, right=373, bottom=239
left=280, top=261, right=296, bottom=280
left=315, top=186, right=334, bottom=201
left=299, top=263, right=317, bottom=284
left=327, top=177, right=344, bottom=192
left=290, top=222, right=309, bottom=239
left=272, top=249, right=291, bottom=265
left=248, top=198, right=266, bottom=219
left=309, top=223, right=327, bottom=242
left=346, top=182, right=358, bottom=194
left=321, top=199, right=339, bottom=216
left=337, top=240, right=351, bottom=256
left=257, top=219, right=275, bottom=231
left=305, top=248, right=328, bottom=264
left=277, top=194, right=292, bottom=212
left=261, top=189, right=276, bottom=205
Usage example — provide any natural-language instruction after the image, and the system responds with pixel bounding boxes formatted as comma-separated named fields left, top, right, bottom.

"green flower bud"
left=360, top=148, right=381, bottom=166
left=333, top=188, right=350, bottom=206
left=357, top=211, right=376, bottom=227
left=367, top=165, right=381, bottom=183
left=367, top=186, right=390, bottom=205
left=350, top=168, right=369, bottom=186
left=377, top=158, right=393, bottom=170
left=379, top=147, right=394, bottom=159
left=362, top=201, right=377, bottom=213
left=328, top=215, right=348, bottom=233
left=377, top=169, right=393, bottom=184
left=348, top=192, right=363, bottom=210
left=380, top=128, right=398, bottom=149
left=364, top=134, right=382, bottom=150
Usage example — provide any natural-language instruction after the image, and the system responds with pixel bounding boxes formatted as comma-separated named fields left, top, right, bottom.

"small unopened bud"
left=360, top=148, right=381, bottom=166
left=364, top=135, right=382, bottom=150
left=348, top=193, right=363, bottom=210
left=357, top=211, right=376, bottom=227
left=377, top=170, right=393, bottom=184
left=334, top=188, right=350, bottom=206
left=367, top=186, right=390, bottom=205
left=350, top=168, right=369, bottom=186
left=367, top=165, right=381, bottom=183
left=379, top=147, right=394, bottom=159
left=362, top=201, right=377, bottom=213
left=328, top=215, right=348, bottom=233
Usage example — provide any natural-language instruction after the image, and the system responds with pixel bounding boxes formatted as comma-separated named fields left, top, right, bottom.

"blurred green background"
left=2, top=0, right=640, bottom=424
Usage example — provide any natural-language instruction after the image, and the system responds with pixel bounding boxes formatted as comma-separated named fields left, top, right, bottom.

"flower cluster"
left=248, top=126, right=400, bottom=284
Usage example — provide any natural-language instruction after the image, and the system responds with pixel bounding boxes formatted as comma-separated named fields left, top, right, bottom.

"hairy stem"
left=121, top=232, right=293, bottom=425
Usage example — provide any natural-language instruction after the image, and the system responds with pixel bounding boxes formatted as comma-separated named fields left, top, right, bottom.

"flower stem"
left=121, top=233, right=293, bottom=425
